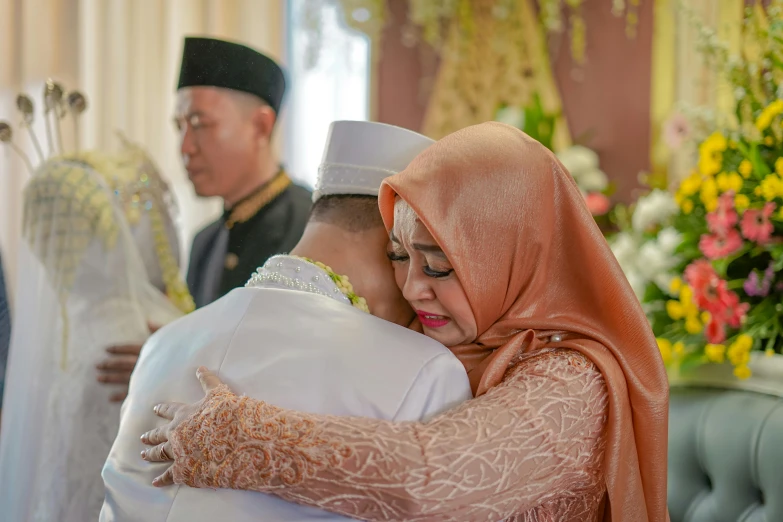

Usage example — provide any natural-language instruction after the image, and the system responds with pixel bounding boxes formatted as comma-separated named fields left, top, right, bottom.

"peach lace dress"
left=170, top=348, right=608, bottom=521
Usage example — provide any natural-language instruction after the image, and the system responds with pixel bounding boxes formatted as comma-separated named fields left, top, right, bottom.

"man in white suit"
left=100, top=121, right=472, bottom=521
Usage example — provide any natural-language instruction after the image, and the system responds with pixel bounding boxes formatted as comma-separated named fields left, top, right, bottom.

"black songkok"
left=177, top=37, right=286, bottom=114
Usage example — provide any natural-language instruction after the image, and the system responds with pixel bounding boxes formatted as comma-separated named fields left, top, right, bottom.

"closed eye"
left=386, top=250, right=409, bottom=263
left=423, top=266, right=453, bottom=278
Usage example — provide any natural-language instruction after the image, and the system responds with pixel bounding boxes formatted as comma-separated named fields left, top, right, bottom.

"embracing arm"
left=170, top=349, right=608, bottom=521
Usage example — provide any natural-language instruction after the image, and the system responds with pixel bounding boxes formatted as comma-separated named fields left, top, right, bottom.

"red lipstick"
left=416, top=310, right=450, bottom=329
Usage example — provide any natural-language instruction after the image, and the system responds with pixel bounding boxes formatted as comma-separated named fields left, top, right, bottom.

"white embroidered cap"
left=313, top=120, right=435, bottom=202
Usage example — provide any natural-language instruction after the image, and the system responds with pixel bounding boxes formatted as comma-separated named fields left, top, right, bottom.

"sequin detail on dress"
left=170, top=349, right=609, bottom=521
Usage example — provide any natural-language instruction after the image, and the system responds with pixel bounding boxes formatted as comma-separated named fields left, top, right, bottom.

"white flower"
left=631, top=189, right=679, bottom=232
left=637, top=241, right=675, bottom=281
left=609, top=232, right=637, bottom=269
left=656, top=227, right=683, bottom=254
left=556, top=145, right=599, bottom=176
left=575, top=167, right=609, bottom=192
left=495, top=106, right=524, bottom=129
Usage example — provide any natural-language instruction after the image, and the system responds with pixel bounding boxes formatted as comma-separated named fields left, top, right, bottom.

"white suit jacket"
left=101, top=256, right=472, bottom=521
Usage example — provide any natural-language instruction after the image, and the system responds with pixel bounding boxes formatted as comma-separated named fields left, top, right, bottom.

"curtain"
left=0, top=0, right=285, bottom=305
left=419, top=0, right=570, bottom=151
left=649, top=0, right=744, bottom=186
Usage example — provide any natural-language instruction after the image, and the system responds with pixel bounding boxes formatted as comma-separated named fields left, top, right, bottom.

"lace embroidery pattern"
left=170, top=349, right=609, bottom=521
left=172, top=389, right=352, bottom=490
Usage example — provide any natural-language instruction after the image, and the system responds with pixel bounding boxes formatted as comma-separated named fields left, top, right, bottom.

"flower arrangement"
left=619, top=2, right=783, bottom=380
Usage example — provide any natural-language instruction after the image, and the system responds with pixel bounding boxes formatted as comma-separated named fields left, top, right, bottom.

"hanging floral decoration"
left=310, top=0, right=642, bottom=66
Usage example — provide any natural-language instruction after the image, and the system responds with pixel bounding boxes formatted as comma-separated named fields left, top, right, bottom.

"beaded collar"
left=246, top=255, right=354, bottom=308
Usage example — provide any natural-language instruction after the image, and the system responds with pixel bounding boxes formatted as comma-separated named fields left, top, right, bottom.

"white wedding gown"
left=0, top=150, right=189, bottom=522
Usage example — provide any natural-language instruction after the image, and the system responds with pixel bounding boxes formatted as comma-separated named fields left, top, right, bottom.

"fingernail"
left=141, top=450, right=146, bottom=459
left=152, top=478, right=160, bottom=486
left=140, top=434, right=147, bottom=443
left=153, top=405, right=159, bottom=414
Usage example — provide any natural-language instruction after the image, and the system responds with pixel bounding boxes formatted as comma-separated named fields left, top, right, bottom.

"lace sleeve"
left=170, top=349, right=609, bottom=521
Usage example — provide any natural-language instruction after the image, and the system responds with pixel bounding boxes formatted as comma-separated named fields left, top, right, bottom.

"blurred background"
left=0, top=0, right=741, bottom=301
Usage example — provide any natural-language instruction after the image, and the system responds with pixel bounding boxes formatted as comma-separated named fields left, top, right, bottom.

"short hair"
left=227, top=89, right=270, bottom=115
left=308, top=194, right=384, bottom=232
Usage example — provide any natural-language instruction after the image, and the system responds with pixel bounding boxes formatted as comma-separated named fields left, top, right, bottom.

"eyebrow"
left=413, top=243, right=447, bottom=257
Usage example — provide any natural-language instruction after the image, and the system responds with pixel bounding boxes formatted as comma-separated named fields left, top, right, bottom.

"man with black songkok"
left=95, top=37, right=311, bottom=401
left=176, top=37, right=311, bottom=308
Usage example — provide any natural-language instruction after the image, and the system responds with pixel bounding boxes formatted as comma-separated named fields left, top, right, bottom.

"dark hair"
left=308, top=194, right=384, bottom=232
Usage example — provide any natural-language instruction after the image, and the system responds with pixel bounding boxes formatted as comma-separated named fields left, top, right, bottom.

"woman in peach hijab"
left=142, top=122, right=670, bottom=521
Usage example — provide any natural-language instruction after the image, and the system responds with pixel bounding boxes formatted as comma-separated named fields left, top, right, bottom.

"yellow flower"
left=733, top=334, right=754, bottom=351
left=669, top=277, right=683, bottom=295
left=679, top=172, right=702, bottom=196
left=700, top=311, right=711, bottom=324
left=739, top=160, right=753, bottom=178
left=657, top=338, right=673, bottom=365
left=673, top=341, right=685, bottom=355
left=727, top=334, right=754, bottom=366
left=705, top=344, right=726, bottom=363
left=734, top=194, right=750, bottom=211
left=666, top=300, right=685, bottom=320
left=698, top=133, right=727, bottom=176
left=758, top=174, right=783, bottom=201
left=766, top=348, right=775, bottom=357
left=734, top=365, right=752, bottom=380
left=685, top=316, right=703, bottom=334
left=776, top=157, right=783, bottom=176
left=716, top=172, right=743, bottom=194
left=755, top=99, right=783, bottom=131
left=765, top=136, right=775, bottom=146
left=700, top=177, right=719, bottom=212
left=682, top=199, right=694, bottom=214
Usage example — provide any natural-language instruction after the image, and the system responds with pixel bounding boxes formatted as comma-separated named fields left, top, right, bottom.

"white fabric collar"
left=245, top=255, right=351, bottom=306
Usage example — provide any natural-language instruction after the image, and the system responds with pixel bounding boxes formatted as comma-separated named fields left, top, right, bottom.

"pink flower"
left=663, top=113, right=692, bottom=150
left=585, top=192, right=611, bottom=215
left=705, top=318, right=726, bottom=344
left=740, top=202, right=776, bottom=244
left=706, top=192, right=738, bottom=236
left=699, top=229, right=743, bottom=259
left=685, top=259, right=749, bottom=334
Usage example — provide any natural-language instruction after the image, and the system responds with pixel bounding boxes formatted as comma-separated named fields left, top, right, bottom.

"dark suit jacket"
left=187, top=184, right=311, bottom=308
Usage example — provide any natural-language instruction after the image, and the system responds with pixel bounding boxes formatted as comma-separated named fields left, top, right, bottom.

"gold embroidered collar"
left=224, top=170, right=291, bottom=230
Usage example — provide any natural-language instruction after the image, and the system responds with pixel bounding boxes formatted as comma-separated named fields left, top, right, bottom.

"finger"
left=141, top=441, right=173, bottom=462
left=110, top=390, right=128, bottom=403
left=147, top=323, right=161, bottom=334
left=105, top=344, right=143, bottom=356
left=97, top=372, right=133, bottom=384
left=152, top=466, right=175, bottom=487
left=196, top=367, right=222, bottom=394
left=141, top=426, right=169, bottom=446
left=153, top=402, right=185, bottom=420
left=96, top=355, right=138, bottom=372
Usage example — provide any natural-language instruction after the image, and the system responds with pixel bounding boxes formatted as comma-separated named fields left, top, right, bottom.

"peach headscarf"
left=378, top=122, right=669, bottom=522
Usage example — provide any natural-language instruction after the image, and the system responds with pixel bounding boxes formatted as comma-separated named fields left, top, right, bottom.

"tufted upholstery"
left=668, top=387, right=783, bottom=522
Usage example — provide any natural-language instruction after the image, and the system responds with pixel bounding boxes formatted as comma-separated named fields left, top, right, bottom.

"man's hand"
left=141, top=367, right=224, bottom=487
left=97, top=323, right=161, bottom=402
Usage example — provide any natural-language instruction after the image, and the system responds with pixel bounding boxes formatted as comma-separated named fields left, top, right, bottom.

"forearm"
left=171, top=349, right=608, bottom=520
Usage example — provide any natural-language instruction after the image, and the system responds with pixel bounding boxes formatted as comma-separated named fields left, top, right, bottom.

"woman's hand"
left=140, top=366, right=224, bottom=486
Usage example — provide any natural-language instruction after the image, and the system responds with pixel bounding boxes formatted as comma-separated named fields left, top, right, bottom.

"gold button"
left=225, top=253, right=239, bottom=270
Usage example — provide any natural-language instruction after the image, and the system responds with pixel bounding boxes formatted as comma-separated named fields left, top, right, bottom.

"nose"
left=401, top=264, right=436, bottom=304
left=179, top=125, right=198, bottom=159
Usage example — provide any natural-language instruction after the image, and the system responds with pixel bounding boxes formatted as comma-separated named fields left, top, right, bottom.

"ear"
left=250, top=105, right=277, bottom=143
